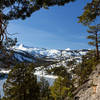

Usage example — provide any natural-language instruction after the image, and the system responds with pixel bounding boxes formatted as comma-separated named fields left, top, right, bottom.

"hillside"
left=73, top=64, right=100, bottom=100
left=0, top=44, right=89, bottom=68
left=0, top=44, right=89, bottom=98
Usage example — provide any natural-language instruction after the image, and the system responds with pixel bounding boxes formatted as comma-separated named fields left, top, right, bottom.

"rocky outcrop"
left=74, top=64, right=100, bottom=100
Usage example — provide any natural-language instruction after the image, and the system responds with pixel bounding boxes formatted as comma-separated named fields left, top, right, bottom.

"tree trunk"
left=0, top=12, right=3, bottom=48
left=95, top=32, right=99, bottom=60
left=0, top=11, right=7, bottom=49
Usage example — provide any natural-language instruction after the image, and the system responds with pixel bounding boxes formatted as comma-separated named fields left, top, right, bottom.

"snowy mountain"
left=12, top=44, right=89, bottom=62
left=0, top=44, right=90, bottom=98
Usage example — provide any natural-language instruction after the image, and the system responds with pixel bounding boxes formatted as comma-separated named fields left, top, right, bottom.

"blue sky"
left=8, top=0, right=92, bottom=50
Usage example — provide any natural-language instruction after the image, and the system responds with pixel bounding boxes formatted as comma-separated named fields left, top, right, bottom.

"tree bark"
left=0, top=11, right=8, bottom=49
left=95, top=32, right=99, bottom=60
left=0, top=12, right=3, bottom=48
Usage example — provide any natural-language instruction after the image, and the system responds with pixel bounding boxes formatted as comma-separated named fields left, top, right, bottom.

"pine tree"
left=74, top=51, right=98, bottom=86
left=2, top=63, right=40, bottom=100
left=87, top=24, right=100, bottom=60
left=39, top=77, right=51, bottom=100
left=3, top=37, right=17, bottom=49
left=0, top=37, right=17, bottom=68
left=50, top=76, right=71, bottom=100
left=0, top=0, right=75, bottom=47
left=47, top=66, right=71, bottom=79
left=78, top=0, right=100, bottom=25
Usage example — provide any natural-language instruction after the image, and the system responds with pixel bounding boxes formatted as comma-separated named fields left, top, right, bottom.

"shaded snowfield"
left=0, top=79, right=6, bottom=97
left=0, top=74, right=8, bottom=97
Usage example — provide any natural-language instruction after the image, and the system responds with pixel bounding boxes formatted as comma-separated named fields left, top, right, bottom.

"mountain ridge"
left=13, top=44, right=89, bottom=60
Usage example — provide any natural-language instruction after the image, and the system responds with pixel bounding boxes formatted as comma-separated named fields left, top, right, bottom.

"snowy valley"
left=0, top=44, right=89, bottom=97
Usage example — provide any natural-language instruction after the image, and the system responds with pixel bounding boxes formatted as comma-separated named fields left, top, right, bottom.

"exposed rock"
left=74, top=64, right=100, bottom=100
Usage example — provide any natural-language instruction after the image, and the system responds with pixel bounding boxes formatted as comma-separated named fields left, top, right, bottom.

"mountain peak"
left=65, top=48, right=70, bottom=51
left=19, top=44, right=24, bottom=48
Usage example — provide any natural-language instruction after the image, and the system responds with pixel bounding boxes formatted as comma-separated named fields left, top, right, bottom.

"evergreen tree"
left=50, top=76, right=72, bottom=100
left=87, top=24, right=100, bottom=60
left=47, top=66, right=71, bottom=79
left=74, top=51, right=98, bottom=85
left=0, top=37, right=17, bottom=68
left=78, top=0, right=100, bottom=25
left=0, top=0, right=75, bottom=46
left=3, top=37, right=17, bottom=49
left=39, top=77, right=51, bottom=100
left=2, top=63, right=40, bottom=100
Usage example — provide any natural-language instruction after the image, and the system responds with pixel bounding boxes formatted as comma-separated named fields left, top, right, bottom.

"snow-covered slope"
left=0, top=73, right=8, bottom=97
left=13, top=44, right=61, bottom=59
left=13, top=44, right=89, bottom=62
left=0, top=44, right=90, bottom=98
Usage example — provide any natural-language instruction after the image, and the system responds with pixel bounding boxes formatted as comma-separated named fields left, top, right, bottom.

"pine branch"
left=87, top=35, right=96, bottom=40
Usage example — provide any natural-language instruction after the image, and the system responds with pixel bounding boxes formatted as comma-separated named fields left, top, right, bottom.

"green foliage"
left=67, top=59, right=77, bottom=66
left=50, top=76, right=73, bottom=100
left=50, top=76, right=66, bottom=100
left=0, top=0, right=75, bottom=48
left=78, top=0, right=100, bottom=25
left=46, top=65, right=74, bottom=99
left=2, top=63, right=40, bottom=100
left=87, top=25, right=100, bottom=46
left=0, top=37, right=17, bottom=68
left=46, top=66, right=71, bottom=78
left=0, top=73, right=7, bottom=78
left=0, top=0, right=75, bottom=21
left=87, top=24, right=100, bottom=59
left=39, top=77, right=51, bottom=100
left=3, top=37, right=17, bottom=49
left=74, top=51, right=99, bottom=85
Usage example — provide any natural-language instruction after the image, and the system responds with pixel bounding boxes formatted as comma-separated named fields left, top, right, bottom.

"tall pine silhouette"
left=3, top=63, right=40, bottom=100
left=87, top=24, right=100, bottom=60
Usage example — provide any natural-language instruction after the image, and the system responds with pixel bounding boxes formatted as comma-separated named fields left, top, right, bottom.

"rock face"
left=74, top=64, right=100, bottom=100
